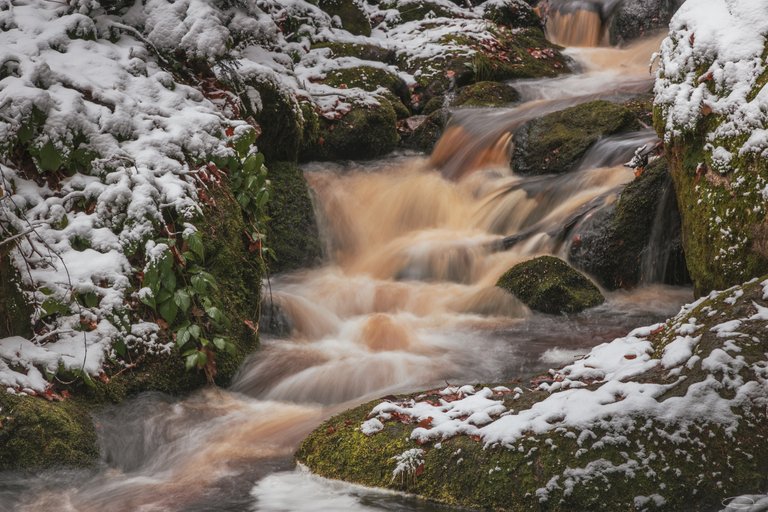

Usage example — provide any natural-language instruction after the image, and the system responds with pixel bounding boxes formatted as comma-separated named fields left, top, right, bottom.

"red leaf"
left=624, top=353, right=637, bottom=360
left=415, top=463, right=424, bottom=477
left=243, top=319, right=259, bottom=333
left=417, top=417, right=433, bottom=428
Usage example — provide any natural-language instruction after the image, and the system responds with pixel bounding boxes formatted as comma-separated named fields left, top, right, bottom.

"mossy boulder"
left=568, top=158, right=689, bottom=289
left=298, top=276, right=768, bottom=511
left=451, top=81, right=519, bottom=107
left=311, top=41, right=396, bottom=64
left=265, top=161, right=323, bottom=273
left=400, top=109, right=449, bottom=152
left=0, top=393, right=98, bottom=470
left=301, top=100, right=399, bottom=161
left=243, top=77, right=305, bottom=162
left=653, top=13, right=768, bottom=296
left=512, top=100, right=639, bottom=175
left=479, top=0, right=541, bottom=29
left=496, top=255, right=604, bottom=314
left=380, top=0, right=462, bottom=23
left=321, top=65, right=411, bottom=110
left=318, top=0, right=371, bottom=36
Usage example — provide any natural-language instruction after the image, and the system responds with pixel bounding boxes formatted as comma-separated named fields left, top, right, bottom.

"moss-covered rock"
left=311, top=41, right=396, bottom=64
left=512, top=100, right=639, bottom=175
left=321, top=65, right=410, bottom=109
left=496, top=255, right=604, bottom=314
left=479, top=0, right=541, bottom=29
left=400, top=109, right=449, bottom=152
left=380, top=0, right=462, bottom=23
left=451, top=81, right=519, bottom=107
left=568, top=158, right=689, bottom=289
left=0, top=247, right=33, bottom=339
left=318, top=0, right=371, bottom=36
left=301, top=100, right=399, bottom=161
left=243, top=77, right=305, bottom=162
left=298, top=277, right=768, bottom=511
left=265, top=161, right=323, bottom=273
left=0, top=393, right=98, bottom=470
left=653, top=16, right=768, bottom=296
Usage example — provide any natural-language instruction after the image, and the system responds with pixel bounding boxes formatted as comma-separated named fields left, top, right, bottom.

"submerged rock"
left=568, top=158, right=689, bottom=289
left=495, top=255, right=605, bottom=314
left=297, top=276, right=768, bottom=511
left=511, top=100, right=639, bottom=175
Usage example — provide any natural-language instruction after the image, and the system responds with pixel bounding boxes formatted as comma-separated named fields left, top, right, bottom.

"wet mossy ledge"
left=496, top=256, right=605, bottom=314
left=512, top=100, right=639, bottom=176
left=297, top=276, right=768, bottom=511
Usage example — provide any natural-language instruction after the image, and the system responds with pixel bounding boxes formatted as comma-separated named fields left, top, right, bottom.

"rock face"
left=568, top=159, right=689, bottom=289
left=511, top=100, right=638, bottom=176
left=653, top=0, right=768, bottom=296
left=605, top=0, right=685, bottom=46
left=496, top=255, right=605, bottom=314
left=297, top=276, right=768, bottom=511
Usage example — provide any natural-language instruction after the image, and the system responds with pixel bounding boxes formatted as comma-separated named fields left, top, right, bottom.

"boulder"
left=300, top=100, right=400, bottom=161
left=451, top=81, right=519, bottom=107
left=511, top=100, right=639, bottom=175
left=653, top=0, right=768, bottom=295
left=317, top=0, right=371, bottom=36
left=568, top=158, right=689, bottom=289
left=297, top=275, right=768, bottom=511
left=478, top=0, right=542, bottom=28
left=495, top=255, right=605, bottom=314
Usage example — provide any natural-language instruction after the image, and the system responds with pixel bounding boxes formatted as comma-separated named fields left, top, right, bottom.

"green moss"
left=0, top=393, right=98, bottom=470
left=568, top=159, right=689, bottom=289
left=451, top=81, right=519, bottom=107
left=300, top=100, right=399, bottom=161
left=0, top=247, right=33, bottom=338
left=317, top=0, right=371, bottom=36
left=298, top=278, right=768, bottom=511
left=243, top=78, right=304, bottom=162
left=322, top=66, right=410, bottom=109
left=481, top=0, right=541, bottom=29
left=311, top=41, right=396, bottom=63
left=496, top=255, right=604, bottom=314
left=512, top=100, right=639, bottom=175
left=401, top=109, right=448, bottom=153
left=266, top=161, right=322, bottom=273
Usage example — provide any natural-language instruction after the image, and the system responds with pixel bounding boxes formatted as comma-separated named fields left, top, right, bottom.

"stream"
left=0, top=20, right=693, bottom=512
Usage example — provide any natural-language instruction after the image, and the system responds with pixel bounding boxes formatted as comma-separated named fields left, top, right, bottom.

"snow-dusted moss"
left=298, top=276, right=768, bottom=511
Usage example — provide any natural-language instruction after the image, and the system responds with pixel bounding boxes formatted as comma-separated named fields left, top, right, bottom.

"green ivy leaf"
left=187, top=232, right=204, bottom=260
left=176, top=326, right=191, bottom=347
left=196, top=350, right=208, bottom=368
left=162, top=270, right=177, bottom=292
left=189, top=324, right=201, bottom=340
left=174, top=289, right=191, bottom=313
left=213, top=337, right=226, bottom=351
left=185, top=353, right=198, bottom=370
left=158, top=298, right=178, bottom=324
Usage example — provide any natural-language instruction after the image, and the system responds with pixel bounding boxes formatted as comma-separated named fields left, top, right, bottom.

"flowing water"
left=0, top=21, right=691, bottom=512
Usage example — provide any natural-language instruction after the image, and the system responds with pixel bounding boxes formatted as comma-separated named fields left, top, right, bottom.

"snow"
left=655, top=0, right=768, bottom=157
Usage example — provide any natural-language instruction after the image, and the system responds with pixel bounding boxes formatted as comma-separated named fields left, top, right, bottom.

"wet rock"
left=495, top=255, right=605, bottom=314
left=318, top=0, right=372, bottom=36
left=311, top=41, right=396, bottom=64
left=605, top=0, right=684, bottom=46
left=320, top=65, right=411, bottom=110
left=451, top=81, right=520, bottom=107
left=297, top=276, right=768, bottom=512
left=568, top=158, right=689, bottom=289
left=400, top=109, right=449, bottom=152
left=380, top=0, right=465, bottom=23
left=511, top=100, right=639, bottom=176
